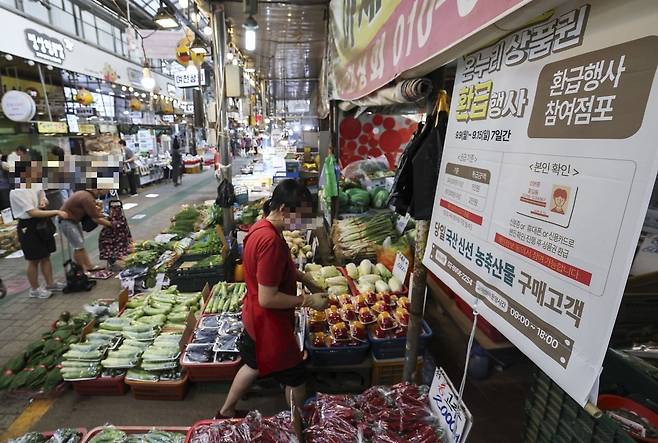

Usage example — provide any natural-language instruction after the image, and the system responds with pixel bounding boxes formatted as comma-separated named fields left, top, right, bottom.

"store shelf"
left=426, top=277, right=514, bottom=351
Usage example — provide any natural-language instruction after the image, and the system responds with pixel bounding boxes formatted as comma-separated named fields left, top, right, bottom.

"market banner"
left=329, top=0, right=532, bottom=100
left=422, top=0, right=658, bottom=406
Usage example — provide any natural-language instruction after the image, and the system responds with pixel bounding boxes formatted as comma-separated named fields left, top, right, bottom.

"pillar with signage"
left=423, top=0, right=658, bottom=407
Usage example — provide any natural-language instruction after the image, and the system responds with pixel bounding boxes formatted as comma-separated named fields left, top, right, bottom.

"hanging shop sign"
left=329, top=0, right=532, bottom=100
left=1, top=90, right=36, bottom=122
left=180, top=102, right=194, bottom=115
left=37, top=121, right=68, bottom=134
left=24, top=28, right=73, bottom=65
left=174, top=69, right=208, bottom=88
left=422, top=0, right=658, bottom=407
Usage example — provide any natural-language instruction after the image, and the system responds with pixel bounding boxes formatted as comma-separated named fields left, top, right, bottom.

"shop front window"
left=81, top=10, right=98, bottom=45
left=23, top=0, right=50, bottom=22
left=50, top=0, right=76, bottom=35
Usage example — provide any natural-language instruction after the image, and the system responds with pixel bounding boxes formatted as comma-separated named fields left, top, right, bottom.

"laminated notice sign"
left=423, top=0, right=658, bottom=406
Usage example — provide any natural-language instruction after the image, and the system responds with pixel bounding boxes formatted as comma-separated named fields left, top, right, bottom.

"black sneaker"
left=0, top=279, right=6, bottom=299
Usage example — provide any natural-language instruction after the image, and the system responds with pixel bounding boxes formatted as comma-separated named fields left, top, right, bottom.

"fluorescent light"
left=245, top=29, right=256, bottom=51
left=154, top=5, right=179, bottom=29
left=243, top=15, right=258, bottom=52
left=304, top=125, right=312, bottom=131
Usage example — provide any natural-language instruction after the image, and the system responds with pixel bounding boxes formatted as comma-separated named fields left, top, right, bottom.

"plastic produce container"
left=125, top=373, right=189, bottom=401
left=305, top=336, right=370, bottom=366
left=367, top=320, right=433, bottom=359
left=72, top=375, right=128, bottom=396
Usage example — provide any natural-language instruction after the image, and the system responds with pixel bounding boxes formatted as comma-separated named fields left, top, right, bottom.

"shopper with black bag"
left=59, top=189, right=112, bottom=274
left=10, top=160, right=69, bottom=299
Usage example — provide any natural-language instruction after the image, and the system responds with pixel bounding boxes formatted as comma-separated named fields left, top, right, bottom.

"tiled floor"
left=0, top=167, right=220, bottom=433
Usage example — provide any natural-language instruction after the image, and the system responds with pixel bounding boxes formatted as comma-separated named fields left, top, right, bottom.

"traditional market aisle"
left=0, top=167, right=224, bottom=437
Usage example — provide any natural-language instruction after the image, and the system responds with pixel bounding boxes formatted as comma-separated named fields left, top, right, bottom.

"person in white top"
left=9, top=158, right=69, bottom=299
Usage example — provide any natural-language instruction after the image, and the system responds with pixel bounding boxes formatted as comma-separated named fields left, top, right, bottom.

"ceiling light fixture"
left=4, top=54, right=12, bottom=61
left=226, top=52, right=234, bottom=61
left=203, top=25, right=212, bottom=36
left=27, top=60, right=35, bottom=66
left=141, top=64, right=156, bottom=91
left=243, top=15, right=258, bottom=52
left=154, top=2, right=179, bottom=29
left=190, top=36, right=207, bottom=56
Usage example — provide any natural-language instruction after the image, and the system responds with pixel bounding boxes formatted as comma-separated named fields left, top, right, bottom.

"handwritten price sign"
left=393, top=251, right=410, bottom=283
left=429, top=367, right=472, bottom=443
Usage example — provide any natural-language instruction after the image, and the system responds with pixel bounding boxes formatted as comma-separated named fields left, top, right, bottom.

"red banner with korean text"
left=329, top=0, right=533, bottom=100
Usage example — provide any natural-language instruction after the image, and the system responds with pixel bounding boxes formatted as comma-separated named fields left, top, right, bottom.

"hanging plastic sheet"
left=339, top=78, right=433, bottom=111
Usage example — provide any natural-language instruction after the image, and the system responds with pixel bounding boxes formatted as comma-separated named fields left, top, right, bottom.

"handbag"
left=81, top=214, right=98, bottom=232
left=35, top=218, right=56, bottom=239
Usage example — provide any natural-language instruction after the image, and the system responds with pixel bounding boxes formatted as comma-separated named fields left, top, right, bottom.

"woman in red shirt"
left=218, top=179, right=328, bottom=418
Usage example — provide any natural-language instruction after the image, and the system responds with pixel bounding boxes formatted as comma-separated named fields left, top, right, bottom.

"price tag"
left=155, top=273, right=166, bottom=290
left=1, top=208, right=13, bottom=225
left=121, top=278, right=135, bottom=296
left=396, top=213, right=411, bottom=234
left=393, top=251, right=410, bottom=282
left=429, top=367, right=473, bottom=443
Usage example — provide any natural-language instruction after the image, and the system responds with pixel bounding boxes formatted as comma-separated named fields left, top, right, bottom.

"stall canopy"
left=329, top=0, right=555, bottom=100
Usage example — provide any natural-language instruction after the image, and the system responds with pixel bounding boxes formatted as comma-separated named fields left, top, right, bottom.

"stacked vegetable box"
left=303, top=260, right=431, bottom=369
left=61, top=287, right=202, bottom=398
left=181, top=282, right=247, bottom=381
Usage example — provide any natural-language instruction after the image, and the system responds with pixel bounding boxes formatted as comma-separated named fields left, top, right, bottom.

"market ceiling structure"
left=221, top=0, right=329, bottom=103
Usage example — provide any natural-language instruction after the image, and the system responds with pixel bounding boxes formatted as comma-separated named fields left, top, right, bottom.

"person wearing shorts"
left=10, top=159, right=68, bottom=298
left=218, top=179, right=327, bottom=419
left=59, top=189, right=112, bottom=273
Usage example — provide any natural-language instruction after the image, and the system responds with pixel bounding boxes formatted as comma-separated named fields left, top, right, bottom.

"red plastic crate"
left=125, top=373, right=189, bottom=401
left=72, top=375, right=128, bottom=396
left=180, top=352, right=242, bottom=382
left=83, top=426, right=189, bottom=443
left=455, top=297, right=507, bottom=343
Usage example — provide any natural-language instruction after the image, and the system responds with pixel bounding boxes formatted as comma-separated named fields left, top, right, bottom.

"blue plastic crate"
left=368, top=320, right=433, bottom=359
left=305, top=336, right=370, bottom=365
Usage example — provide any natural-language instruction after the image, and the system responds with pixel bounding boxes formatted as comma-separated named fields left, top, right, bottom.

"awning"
left=329, top=0, right=549, bottom=100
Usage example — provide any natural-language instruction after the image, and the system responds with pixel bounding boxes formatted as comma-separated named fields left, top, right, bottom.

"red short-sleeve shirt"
left=241, top=219, right=301, bottom=376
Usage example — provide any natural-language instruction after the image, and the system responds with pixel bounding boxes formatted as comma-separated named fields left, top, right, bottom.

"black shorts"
left=17, top=218, right=56, bottom=261
left=239, top=331, right=307, bottom=387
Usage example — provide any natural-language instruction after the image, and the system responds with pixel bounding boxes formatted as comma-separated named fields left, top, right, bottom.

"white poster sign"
left=429, top=368, right=472, bottom=443
left=423, top=0, right=658, bottom=406
left=174, top=69, right=207, bottom=88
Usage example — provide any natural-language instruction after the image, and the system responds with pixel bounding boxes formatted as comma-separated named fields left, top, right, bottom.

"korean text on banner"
left=422, top=0, right=658, bottom=406
left=329, top=0, right=531, bottom=100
